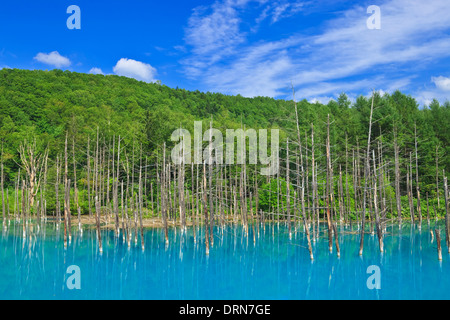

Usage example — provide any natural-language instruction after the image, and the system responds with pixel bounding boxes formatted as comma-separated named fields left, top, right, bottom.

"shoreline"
left=2, top=215, right=443, bottom=231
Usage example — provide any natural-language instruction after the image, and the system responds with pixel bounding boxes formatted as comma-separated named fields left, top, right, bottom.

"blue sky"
left=0, top=0, right=449, bottom=105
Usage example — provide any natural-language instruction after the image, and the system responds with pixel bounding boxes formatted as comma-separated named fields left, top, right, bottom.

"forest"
left=0, top=68, right=449, bottom=250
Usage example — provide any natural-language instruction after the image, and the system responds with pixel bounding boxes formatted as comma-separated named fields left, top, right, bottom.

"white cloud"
left=415, top=87, right=450, bottom=106
left=173, top=45, right=187, bottom=53
left=89, top=67, right=104, bottom=75
left=33, top=51, right=71, bottom=68
left=432, top=76, right=450, bottom=91
left=112, top=58, right=157, bottom=82
left=183, top=1, right=245, bottom=75
left=181, top=0, right=450, bottom=101
left=271, top=1, right=305, bottom=23
left=309, top=96, right=334, bottom=104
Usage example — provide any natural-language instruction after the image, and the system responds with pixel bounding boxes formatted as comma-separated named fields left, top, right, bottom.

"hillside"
left=0, top=68, right=448, bottom=195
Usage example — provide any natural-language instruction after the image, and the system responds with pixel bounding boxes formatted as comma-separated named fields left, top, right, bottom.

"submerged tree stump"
left=435, top=229, right=443, bottom=261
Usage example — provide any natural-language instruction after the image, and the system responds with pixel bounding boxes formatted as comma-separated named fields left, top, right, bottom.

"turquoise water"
left=0, top=220, right=449, bottom=300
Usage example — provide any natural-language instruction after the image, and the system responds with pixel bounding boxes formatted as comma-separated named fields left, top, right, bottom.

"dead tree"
left=139, top=148, right=144, bottom=251
left=326, top=115, right=333, bottom=253
left=18, top=140, right=49, bottom=210
left=208, top=121, right=215, bottom=245
left=162, top=143, right=169, bottom=245
left=55, top=155, right=61, bottom=226
left=311, top=124, right=317, bottom=240
left=286, top=139, right=291, bottom=239
left=179, top=135, right=186, bottom=232
left=436, top=146, right=440, bottom=211
left=359, top=93, right=374, bottom=256
left=63, top=134, right=71, bottom=245
left=408, top=153, right=414, bottom=223
left=113, top=137, right=121, bottom=235
left=203, top=161, right=210, bottom=255
left=87, top=137, right=92, bottom=218
left=444, top=176, right=449, bottom=253
left=95, top=195, right=102, bottom=253
left=345, top=134, right=350, bottom=225
left=301, top=153, right=313, bottom=260
left=414, top=124, right=422, bottom=225
left=435, top=228, right=443, bottom=261
left=71, top=137, right=81, bottom=231
left=333, top=223, right=340, bottom=258
left=21, top=180, right=26, bottom=237
left=1, top=146, right=5, bottom=229
left=394, top=128, right=402, bottom=224
left=373, top=150, right=383, bottom=252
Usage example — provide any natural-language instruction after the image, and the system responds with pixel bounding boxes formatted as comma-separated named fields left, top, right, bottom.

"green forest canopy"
left=0, top=68, right=448, bottom=201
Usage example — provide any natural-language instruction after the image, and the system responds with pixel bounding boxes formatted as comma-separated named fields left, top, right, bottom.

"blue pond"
left=0, top=220, right=449, bottom=300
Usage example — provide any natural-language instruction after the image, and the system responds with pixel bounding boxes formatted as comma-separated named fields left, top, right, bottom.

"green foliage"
left=0, top=69, right=448, bottom=219
left=258, top=178, right=294, bottom=212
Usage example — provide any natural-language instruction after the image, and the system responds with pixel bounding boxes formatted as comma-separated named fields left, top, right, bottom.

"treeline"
left=0, top=68, right=448, bottom=216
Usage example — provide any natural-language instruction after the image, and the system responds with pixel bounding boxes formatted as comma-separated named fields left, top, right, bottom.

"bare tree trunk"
left=356, top=139, right=361, bottom=225
left=191, top=169, right=196, bottom=242
left=95, top=195, right=102, bottom=253
left=145, top=156, right=148, bottom=213
left=415, top=124, right=422, bottom=225
left=106, top=139, right=111, bottom=218
left=162, top=143, right=169, bottom=245
left=156, top=157, right=160, bottom=218
left=408, top=153, right=414, bottom=223
left=333, top=223, right=340, bottom=258
left=125, top=159, right=131, bottom=247
left=170, top=163, right=175, bottom=223
left=311, top=124, right=317, bottom=240
left=208, top=121, right=215, bottom=246
left=113, top=137, right=121, bottom=235
left=95, top=128, right=102, bottom=252
left=15, top=172, right=19, bottom=222
left=1, top=146, right=5, bottom=229
left=151, top=182, right=154, bottom=217
left=373, top=150, right=383, bottom=252
left=72, top=136, right=81, bottom=231
left=436, top=146, right=440, bottom=211
left=203, top=162, right=210, bottom=255
left=326, top=115, right=333, bottom=253
left=65, top=179, right=71, bottom=244
left=179, top=138, right=186, bottom=232
left=18, top=140, right=48, bottom=213
left=345, top=134, right=350, bottom=226
left=301, top=152, right=313, bottom=260
left=64, top=134, right=71, bottom=245
left=444, top=176, right=449, bottom=253
left=250, top=192, right=255, bottom=244
left=339, top=166, right=344, bottom=223
left=6, top=189, right=10, bottom=225
left=394, top=129, right=401, bottom=224
left=139, top=148, right=144, bottom=251
left=196, top=163, right=200, bottom=227
left=55, top=155, right=60, bottom=227
left=359, top=93, right=374, bottom=256
left=286, top=139, right=291, bottom=239
left=436, top=228, right=443, bottom=261
left=87, top=137, right=92, bottom=218
left=22, top=180, right=26, bottom=237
